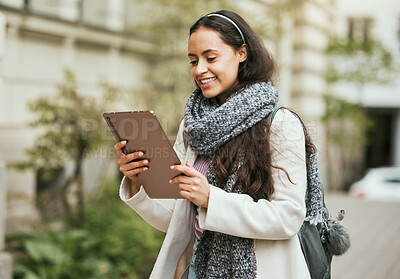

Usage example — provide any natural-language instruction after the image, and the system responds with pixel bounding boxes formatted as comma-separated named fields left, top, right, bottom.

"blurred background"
left=0, top=0, right=399, bottom=278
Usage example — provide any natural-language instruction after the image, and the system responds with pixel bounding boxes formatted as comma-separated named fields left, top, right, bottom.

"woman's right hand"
left=114, top=140, right=149, bottom=196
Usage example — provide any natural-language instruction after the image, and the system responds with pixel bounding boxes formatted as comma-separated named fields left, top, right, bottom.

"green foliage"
left=125, top=0, right=238, bottom=138
left=8, top=230, right=115, bottom=279
left=7, top=177, right=164, bottom=279
left=321, top=93, right=374, bottom=190
left=326, top=37, right=398, bottom=86
left=125, top=0, right=301, bottom=138
left=323, top=33, right=398, bottom=190
left=129, top=0, right=234, bottom=49
left=82, top=177, right=164, bottom=277
left=8, top=70, right=116, bottom=171
left=398, top=24, right=400, bottom=43
left=322, top=94, right=373, bottom=150
left=7, top=69, right=123, bottom=225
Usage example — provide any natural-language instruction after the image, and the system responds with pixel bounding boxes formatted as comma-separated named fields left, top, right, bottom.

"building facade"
left=0, top=0, right=339, bottom=277
left=0, top=1, right=155, bottom=277
left=0, top=0, right=154, bottom=227
left=333, top=0, right=400, bottom=169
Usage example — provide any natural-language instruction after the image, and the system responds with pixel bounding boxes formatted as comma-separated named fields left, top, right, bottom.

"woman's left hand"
left=169, top=161, right=210, bottom=208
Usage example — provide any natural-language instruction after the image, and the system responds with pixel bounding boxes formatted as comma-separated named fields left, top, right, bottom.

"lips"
left=199, top=77, right=216, bottom=88
left=200, top=77, right=216, bottom=84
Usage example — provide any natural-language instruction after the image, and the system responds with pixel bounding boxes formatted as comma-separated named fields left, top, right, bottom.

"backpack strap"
left=183, top=130, right=189, bottom=151
left=266, top=103, right=285, bottom=123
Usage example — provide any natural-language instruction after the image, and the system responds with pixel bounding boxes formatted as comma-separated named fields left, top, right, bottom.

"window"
left=23, top=0, right=80, bottom=21
left=347, top=16, right=374, bottom=43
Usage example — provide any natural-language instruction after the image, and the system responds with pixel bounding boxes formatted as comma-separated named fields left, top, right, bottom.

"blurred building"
left=0, top=1, right=153, bottom=276
left=0, top=0, right=153, bottom=226
left=0, top=0, right=336, bottom=275
left=332, top=0, right=400, bottom=168
left=238, top=0, right=335, bottom=181
left=5, top=0, right=399, bottom=276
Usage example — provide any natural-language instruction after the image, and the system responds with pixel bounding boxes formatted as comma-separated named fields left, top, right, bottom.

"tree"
left=124, top=0, right=235, bottom=139
left=9, top=70, right=121, bottom=226
left=7, top=178, right=164, bottom=279
left=125, top=0, right=301, bottom=139
left=323, top=34, right=398, bottom=190
left=322, top=94, right=373, bottom=190
left=326, top=36, right=398, bottom=99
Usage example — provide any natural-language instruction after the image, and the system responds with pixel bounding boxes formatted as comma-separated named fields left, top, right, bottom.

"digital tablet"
left=103, top=110, right=183, bottom=199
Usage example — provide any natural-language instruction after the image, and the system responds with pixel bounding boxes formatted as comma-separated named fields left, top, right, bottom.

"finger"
left=169, top=175, right=193, bottom=185
left=125, top=151, right=146, bottom=162
left=178, top=184, right=195, bottom=200
left=179, top=188, right=192, bottom=200
left=114, top=141, right=127, bottom=157
left=178, top=183, right=197, bottom=192
left=128, top=159, right=149, bottom=170
left=120, top=158, right=149, bottom=172
left=125, top=166, right=149, bottom=177
left=170, top=164, right=199, bottom=177
left=118, top=151, right=145, bottom=165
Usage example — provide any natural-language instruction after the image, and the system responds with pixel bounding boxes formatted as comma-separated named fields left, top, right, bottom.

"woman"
left=114, top=10, right=320, bottom=279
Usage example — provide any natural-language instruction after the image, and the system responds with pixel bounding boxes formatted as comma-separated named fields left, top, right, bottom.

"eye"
left=207, top=57, right=216, bottom=62
left=189, top=60, right=198, bottom=65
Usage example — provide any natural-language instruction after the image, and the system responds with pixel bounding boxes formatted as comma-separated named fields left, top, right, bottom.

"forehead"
left=188, top=27, right=232, bottom=53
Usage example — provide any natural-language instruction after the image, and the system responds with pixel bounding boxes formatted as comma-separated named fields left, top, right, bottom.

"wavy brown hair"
left=214, top=111, right=316, bottom=201
left=190, top=10, right=315, bottom=201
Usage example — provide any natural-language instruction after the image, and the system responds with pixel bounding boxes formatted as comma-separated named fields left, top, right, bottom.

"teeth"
left=200, top=77, right=216, bottom=84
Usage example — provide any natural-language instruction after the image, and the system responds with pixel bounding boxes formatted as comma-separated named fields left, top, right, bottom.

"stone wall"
left=0, top=159, right=11, bottom=279
left=290, top=0, right=336, bottom=183
left=0, top=10, right=12, bottom=279
left=0, top=1, right=153, bottom=235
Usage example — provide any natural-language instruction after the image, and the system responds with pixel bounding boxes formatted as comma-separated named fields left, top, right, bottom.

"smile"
left=200, top=77, right=216, bottom=84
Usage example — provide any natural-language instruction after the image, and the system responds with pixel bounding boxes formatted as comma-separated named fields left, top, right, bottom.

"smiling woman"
left=187, top=28, right=247, bottom=102
left=113, top=9, right=323, bottom=279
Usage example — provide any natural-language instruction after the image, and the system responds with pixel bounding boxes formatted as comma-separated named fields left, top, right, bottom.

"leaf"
left=326, top=36, right=399, bottom=86
left=25, top=239, right=69, bottom=265
left=25, top=271, right=41, bottom=279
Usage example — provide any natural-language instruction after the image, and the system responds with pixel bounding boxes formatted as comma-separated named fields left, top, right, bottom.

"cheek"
left=220, top=59, right=239, bottom=78
left=191, top=67, right=197, bottom=78
left=224, top=65, right=239, bottom=82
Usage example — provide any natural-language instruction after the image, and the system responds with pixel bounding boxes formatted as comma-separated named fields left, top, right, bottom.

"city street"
left=326, top=193, right=400, bottom=279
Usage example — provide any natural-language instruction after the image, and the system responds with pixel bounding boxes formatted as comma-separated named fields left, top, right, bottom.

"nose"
left=195, top=59, right=208, bottom=76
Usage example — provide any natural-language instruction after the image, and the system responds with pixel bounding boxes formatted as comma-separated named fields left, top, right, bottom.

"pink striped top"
left=192, top=154, right=212, bottom=239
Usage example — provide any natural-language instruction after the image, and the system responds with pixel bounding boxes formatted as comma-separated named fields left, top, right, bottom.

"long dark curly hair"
left=190, top=10, right=315, bottom=201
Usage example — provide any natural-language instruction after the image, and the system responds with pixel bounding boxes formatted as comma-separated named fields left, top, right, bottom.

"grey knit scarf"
left=183, top=82, right=323, bottom=279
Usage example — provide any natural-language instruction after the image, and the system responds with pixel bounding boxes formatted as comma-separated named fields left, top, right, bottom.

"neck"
left=217, top=92, right=229, bottom=104
left=217, top=82, right=240, bottom=104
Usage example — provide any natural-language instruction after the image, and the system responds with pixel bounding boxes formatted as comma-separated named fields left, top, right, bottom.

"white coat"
left=119, top=109, right=311, bottom=279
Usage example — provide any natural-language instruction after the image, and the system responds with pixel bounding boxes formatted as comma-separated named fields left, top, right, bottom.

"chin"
left=201, top=91, right=220, bottom=99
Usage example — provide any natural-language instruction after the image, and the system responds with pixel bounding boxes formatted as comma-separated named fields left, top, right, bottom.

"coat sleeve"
left=119, top=119, right=186, bottom=232
left=198, top=109, right=307, bottom=240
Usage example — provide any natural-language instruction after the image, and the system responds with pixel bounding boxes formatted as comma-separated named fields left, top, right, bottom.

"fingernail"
left=170, top=166, right=174, bottom=169
left=169, top=179, right=172, bottom=183
left=122, top=140, right=127, bottom=144
left=138, top=152, right=143, bottom=156
left=144, top=160, right=149, bottom=164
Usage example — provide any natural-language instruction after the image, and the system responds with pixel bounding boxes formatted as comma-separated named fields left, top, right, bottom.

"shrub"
left=7, top=177, right=165, bottom=279
left=82, top=177, right=165, bottom=278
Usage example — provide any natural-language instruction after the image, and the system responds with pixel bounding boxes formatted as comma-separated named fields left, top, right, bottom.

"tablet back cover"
left=103, top=111, right=182, bottom=199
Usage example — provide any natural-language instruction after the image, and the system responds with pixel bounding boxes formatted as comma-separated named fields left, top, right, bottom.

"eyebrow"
left=188, top=49, right=219, bottom=57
